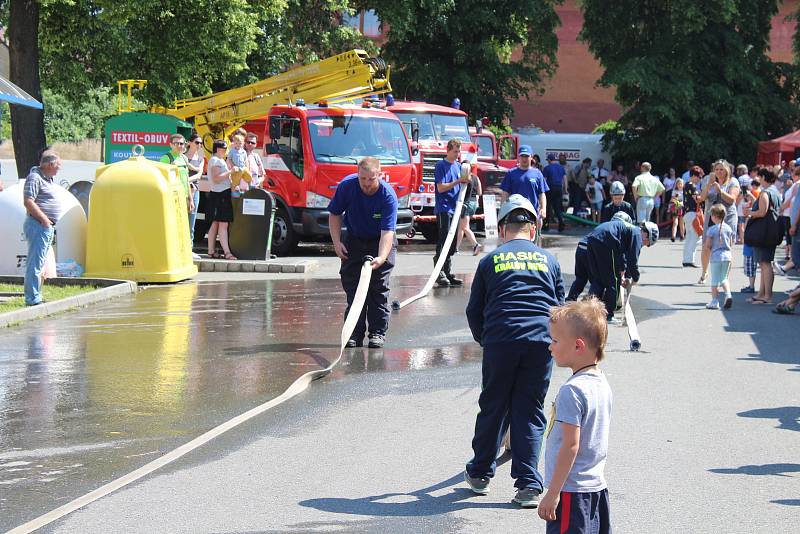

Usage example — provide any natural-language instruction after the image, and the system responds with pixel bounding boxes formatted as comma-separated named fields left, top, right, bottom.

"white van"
left=515, top=131, right=613, bottom=167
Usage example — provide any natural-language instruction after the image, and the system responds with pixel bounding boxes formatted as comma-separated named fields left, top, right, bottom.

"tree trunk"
left=8, top=0, right=46, bottom=178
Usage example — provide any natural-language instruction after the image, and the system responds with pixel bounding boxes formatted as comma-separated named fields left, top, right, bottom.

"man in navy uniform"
left=329, top=157, right=397, bottom=348
left=600, top=181, right=636, bottom=223
left=569, top=218, right=659, bottom=322
left=433, top=138, right=471, bottom=287
left=464, top=194, right=565, bottom=508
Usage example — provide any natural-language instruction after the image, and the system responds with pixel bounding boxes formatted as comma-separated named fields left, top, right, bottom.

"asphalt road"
left=3, top=233, right=799, bottom=533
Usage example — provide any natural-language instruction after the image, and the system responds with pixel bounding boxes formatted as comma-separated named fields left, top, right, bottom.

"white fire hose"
left=8, top=257, right=376, bottom=534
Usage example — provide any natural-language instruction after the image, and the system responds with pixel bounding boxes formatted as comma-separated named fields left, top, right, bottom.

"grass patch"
left=0, top=282, right=100, bottom=313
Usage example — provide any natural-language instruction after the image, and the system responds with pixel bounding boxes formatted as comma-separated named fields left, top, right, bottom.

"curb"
left=194, top=259, right=318, bottom=274
left=0, top=277, right=138, bottom=328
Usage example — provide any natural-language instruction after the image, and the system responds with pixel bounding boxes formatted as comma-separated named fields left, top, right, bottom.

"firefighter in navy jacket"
left=464, top=194, right=565, bottom=506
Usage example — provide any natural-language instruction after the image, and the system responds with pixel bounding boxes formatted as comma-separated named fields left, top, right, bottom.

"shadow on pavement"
left=737, top=406, right=800, bottom=432
left=708, top=463, right=800, bottom=476
left=771, top=499, right=800, bottom=506
left=299, top=461, right=516, bottom=518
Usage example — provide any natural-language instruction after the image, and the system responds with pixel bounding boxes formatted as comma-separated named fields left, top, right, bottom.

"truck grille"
left=422, top=153, right=444, bottom=182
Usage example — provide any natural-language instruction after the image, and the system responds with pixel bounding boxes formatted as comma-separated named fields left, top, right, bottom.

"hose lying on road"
left=620, top=284, right=641, bottom=351
left=8, top=257, right=376, bottom=534
left=392, top=183, right=468, bottom=311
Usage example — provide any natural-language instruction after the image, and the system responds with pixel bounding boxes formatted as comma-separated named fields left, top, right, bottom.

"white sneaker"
left=773, top=262, right=786, bottom=275
left=706, top=300, right=720, bottom=310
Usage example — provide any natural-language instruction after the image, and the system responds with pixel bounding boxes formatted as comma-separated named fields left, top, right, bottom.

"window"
left=267, top=117, right=304, bottom=179
left=393, top=111, right=469, bottom=142
left=307, top=114, right=411, bottom=165
left=472, top=136, right=496, bottom=159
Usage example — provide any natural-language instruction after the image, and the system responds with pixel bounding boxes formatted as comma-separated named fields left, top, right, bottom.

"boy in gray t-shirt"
left=540, top=298, right=613, bottom=534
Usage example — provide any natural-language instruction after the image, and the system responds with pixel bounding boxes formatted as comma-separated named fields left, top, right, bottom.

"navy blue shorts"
left=546, top=488, right=611, bottom=534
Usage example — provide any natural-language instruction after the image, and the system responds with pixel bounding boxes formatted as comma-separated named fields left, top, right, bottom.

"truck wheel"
left=419, top=223, right=438, bottom=243
left=271, top=206, right=298, bottom=256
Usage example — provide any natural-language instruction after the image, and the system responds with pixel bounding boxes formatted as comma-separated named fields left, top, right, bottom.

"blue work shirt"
left=328, top=174, right=398, bottom=240
left=586, top=219, right=643, bottom=282
left=466, top=239, right=565, bottom=346
left=500, top=166, right=550, bottom=213
left=543, top=162, right=566, bottom=188
left=434, top=159, right=462, bottom=215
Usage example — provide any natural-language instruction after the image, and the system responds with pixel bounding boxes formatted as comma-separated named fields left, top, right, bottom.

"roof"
left=757, top=129, right=800, bottom=153
left=387, top=100, right=466, bottom=116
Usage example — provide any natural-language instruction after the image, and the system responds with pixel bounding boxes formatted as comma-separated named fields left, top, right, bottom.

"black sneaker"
left=723, top=296, right=733, bottom=309
left=682, top=262, right=698, bottom=268
left=513, top=488, right=540, bottom=508
left=367, top=333, right=385, bottom=348
left=446, top=274, right=464, bottom=286
left=345, top=338, right=363, bottom=348
left=464, top=470, right=490, bottom=495
left=436, top=274, right=450, bottom=287
left=740, top=286, right=756, bottom=293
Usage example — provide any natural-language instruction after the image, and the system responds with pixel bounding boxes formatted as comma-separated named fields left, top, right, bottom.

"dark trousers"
left=546, top=489, right=612, bottom=534
left=545, top=186, right=564, bottom=228
left=466, top=342, right=553, bottom=491
left=433, top=212, right=456, bottom=276
left=569, top=182, right=586, bottom=212
left=339, top=237, right=396, bottom=339
left=586, top=239, right=619, bottom=319
left=567, top=244, right=589, bottom=301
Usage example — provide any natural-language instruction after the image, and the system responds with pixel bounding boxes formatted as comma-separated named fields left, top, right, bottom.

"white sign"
left=482, top=194, right=499, bottom=252
left=242, top=198, right=266, bottom=216
left=545, top=148, right=582, bottom=163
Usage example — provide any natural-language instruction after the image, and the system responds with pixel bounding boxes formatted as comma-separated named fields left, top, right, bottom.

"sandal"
left=773, top=302, right=796, bottom=315
left=749, top=298, right=772, bottom=305
left=224, top=253, right=238, bottom=260
left=208, top=252, right=220, bottom=259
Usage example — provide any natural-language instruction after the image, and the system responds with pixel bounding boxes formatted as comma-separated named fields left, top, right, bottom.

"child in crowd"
left=539, top=298, right=612, bottom=534
left=227, top=133, right=249, bottom=193
left=585, top=175, right=605, bottom=223
left=704, top=204, right=735, bottom=309
left=669, top=178, right=685, bottom=241
left=741, top=244, right=757, bottom=293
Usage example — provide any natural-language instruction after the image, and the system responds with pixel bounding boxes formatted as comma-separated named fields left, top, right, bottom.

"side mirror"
left=411, top=121, right=420, bottom=144
left=269, top=118, right=281, bottom=141
left=411, top=141, right=419, bottom=157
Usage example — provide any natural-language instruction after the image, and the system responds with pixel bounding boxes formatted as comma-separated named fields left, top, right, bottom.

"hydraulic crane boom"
left=161, top=50, right=390, bottom=146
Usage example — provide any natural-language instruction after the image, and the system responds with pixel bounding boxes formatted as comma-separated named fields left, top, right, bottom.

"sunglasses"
left=246, top=141, right=257, bottom=145
left=194, top=140, right=202, bottom=145
left=173, top=141, right=185, bottom=146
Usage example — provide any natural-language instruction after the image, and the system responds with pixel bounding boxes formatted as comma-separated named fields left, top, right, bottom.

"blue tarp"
left=0, top=74, right=42, bottom=109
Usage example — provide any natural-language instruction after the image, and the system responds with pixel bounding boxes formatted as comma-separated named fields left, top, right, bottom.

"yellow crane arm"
left=164, top=50, right=391, bottom=143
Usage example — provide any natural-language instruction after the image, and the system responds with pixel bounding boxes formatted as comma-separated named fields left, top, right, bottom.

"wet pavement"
left=0, top=276, right=482, bottom=531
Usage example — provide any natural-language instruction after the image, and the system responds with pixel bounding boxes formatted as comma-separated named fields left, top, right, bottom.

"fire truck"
left=385, top=100, right=475, bottom=242
left=107, top=50, right=415, bottom=256
left=469, top=125, right=519, bottom=197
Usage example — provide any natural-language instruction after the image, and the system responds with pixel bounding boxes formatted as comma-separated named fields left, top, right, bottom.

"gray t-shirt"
left=208, top=156, right=231, bottom=193
left=23, top=167, right=63, bottom=223
left=706, top=221, right=734, bottom=262
left=545, top=371, right=613, bottom=493
left=704, top=179, right=738, bottom=231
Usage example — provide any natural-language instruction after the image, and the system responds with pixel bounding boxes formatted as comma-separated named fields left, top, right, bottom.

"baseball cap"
left=498, top=194, right=537, bottom=225
left=546, top=153, right=556, bottom=161
left=518, top=145, right=532, bottom=157
left=610, top=181, right=625, bottom=195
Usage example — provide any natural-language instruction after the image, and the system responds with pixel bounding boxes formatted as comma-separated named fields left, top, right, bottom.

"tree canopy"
left=580, top=0, right=800, bottom=167
left=365, top=0, right=561, bottom=123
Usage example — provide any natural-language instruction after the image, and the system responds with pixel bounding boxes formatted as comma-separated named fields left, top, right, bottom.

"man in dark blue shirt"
left=328, top=157, right=398, bottom=348
left=542, top=153, right=567, bottom=232
left=600, top=180, right=636, bottom=223
left=433, top=138, right=470, bottom=287
left=464, top=194, right=565, bottom=508
left=500, top=145, right=549, bottom=219
left=571, top=218, right=659, bottom=322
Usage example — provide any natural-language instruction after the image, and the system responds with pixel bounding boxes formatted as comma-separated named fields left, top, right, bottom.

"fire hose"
left=8, top=258, right=376, bottom=534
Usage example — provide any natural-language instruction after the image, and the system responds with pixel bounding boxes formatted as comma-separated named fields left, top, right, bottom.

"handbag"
left=744, top=190, right=782, bottom=247
left=692, top=207, right=704, bottom=235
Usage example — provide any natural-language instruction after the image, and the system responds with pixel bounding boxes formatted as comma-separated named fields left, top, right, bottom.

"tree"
left=580, top=0, right=800, bottom=167
left=7, top=0, right=46, bottom=176
left=364, top=0, right=561, bottom=123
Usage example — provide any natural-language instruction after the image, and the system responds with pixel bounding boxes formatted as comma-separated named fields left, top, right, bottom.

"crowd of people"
left=520, top=154, right=800, bottom=314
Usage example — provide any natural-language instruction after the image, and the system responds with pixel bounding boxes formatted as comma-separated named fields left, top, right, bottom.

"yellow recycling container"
left=84, top=146, right=198, bottom=282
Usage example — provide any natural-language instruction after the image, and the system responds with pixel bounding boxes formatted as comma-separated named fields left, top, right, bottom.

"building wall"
left=512, top=0, right=798, bottom=133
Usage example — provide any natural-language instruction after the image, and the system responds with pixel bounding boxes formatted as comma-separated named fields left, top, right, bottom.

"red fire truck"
left=245, top=103, right=415, bottom=255
left=469, top=126, right=520, bottom=197
left=385, top=100, right=475, bottom=241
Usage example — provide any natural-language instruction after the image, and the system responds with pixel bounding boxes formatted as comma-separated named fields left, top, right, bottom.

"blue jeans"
left=24, top=216, right=55, bottom=306
left=467, top=342, right=553, bottom=491
left=188, top=187, right=200, bottom=242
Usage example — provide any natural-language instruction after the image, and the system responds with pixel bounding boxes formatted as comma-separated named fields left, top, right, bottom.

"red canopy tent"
left=757, top=129, right=800, bottom=166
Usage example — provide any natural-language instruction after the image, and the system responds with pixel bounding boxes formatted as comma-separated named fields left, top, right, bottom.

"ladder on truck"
left=158, top=50, right=390, bottom=147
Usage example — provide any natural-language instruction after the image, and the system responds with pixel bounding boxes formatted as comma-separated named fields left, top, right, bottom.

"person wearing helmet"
left=600, top=180, right=636, bottom=223
left=464, top=194, right=565, bottom=508
left=571, top=218, right=658, bottom=322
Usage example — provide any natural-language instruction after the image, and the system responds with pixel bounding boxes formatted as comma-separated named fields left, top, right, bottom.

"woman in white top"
left=206, top=139, right=240, bottom=260
left=185, top=134, right=205, bottom=243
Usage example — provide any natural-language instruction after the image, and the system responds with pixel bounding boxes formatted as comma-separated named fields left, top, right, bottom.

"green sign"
left=104, top=112, right=193, bottom=163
